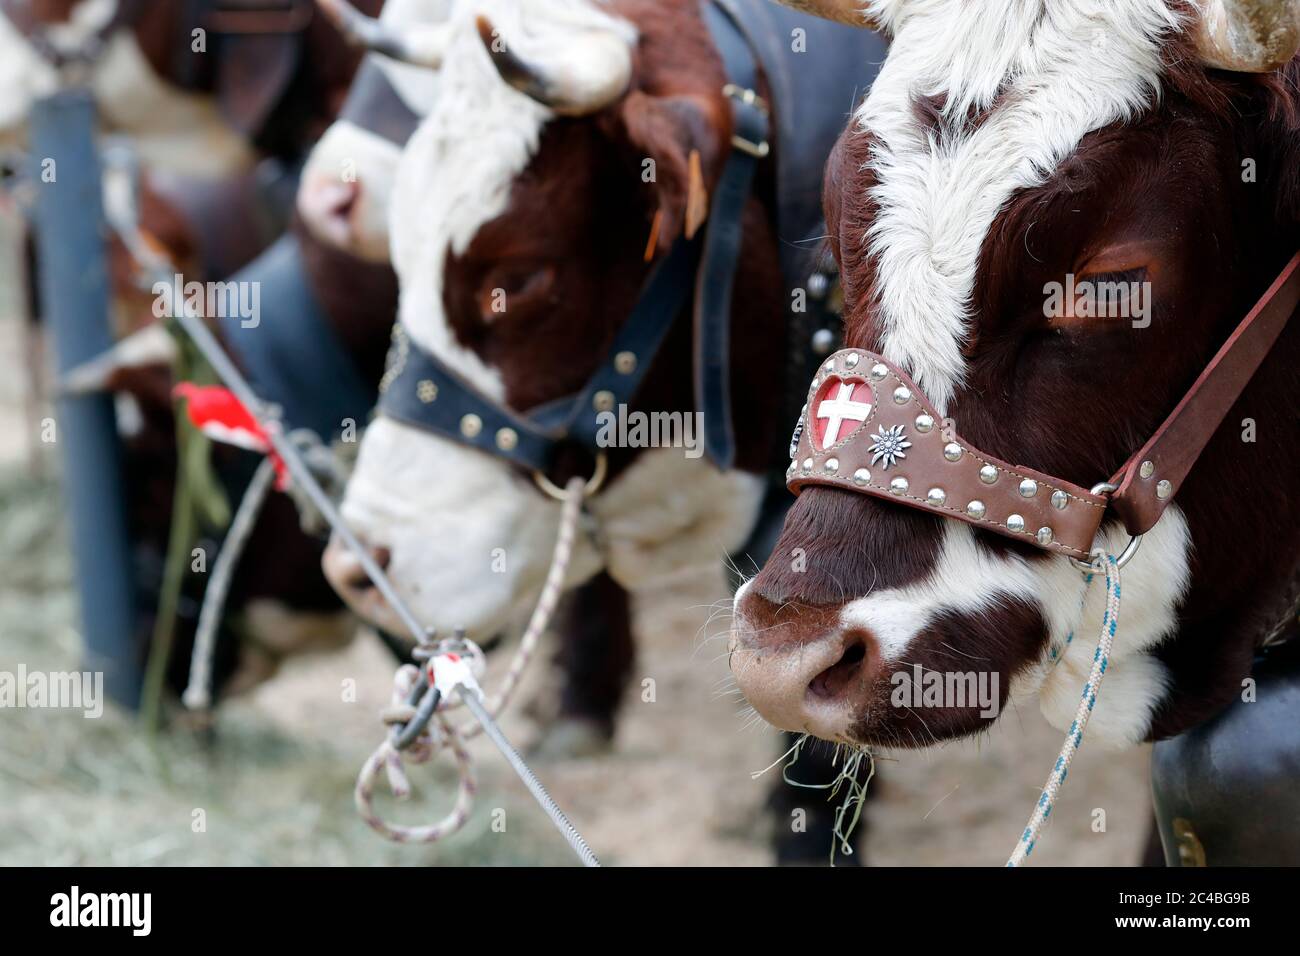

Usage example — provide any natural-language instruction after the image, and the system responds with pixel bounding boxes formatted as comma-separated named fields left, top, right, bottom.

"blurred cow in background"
left=0, top=0, right=396, bottom=702
left=319, top=0, right=887, bottom=861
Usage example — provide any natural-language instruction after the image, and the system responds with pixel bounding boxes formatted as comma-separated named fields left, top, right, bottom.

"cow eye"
left=478, top=265, right=556, bottom=321
left=1044, top=265, right=1151, bottom=330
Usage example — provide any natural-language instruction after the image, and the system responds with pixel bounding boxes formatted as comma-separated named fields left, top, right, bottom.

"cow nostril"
left=339, top=545, right=390, bottom=590
left=807, top=638, right=867, bottom=701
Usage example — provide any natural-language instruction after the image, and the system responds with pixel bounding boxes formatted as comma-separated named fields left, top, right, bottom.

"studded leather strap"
left=788, top=251, right=1300, bottom=560
left=787, top=351, right=1108, bottom=559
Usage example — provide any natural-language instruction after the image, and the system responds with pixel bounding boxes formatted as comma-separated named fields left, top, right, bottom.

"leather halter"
left=788, top=251, right=1300, bottom=563
left=377, top=0, right=767, bottom=487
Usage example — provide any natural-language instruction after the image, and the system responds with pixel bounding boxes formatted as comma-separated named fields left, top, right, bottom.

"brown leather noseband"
left=787, top=251, right=1300, bottom=567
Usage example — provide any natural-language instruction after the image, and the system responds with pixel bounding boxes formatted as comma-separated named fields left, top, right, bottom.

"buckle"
left=722, top=83, right=770, bottom=158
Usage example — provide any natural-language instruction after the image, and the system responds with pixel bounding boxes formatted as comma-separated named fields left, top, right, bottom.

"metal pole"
left=28, top=90, right=140, bottom=707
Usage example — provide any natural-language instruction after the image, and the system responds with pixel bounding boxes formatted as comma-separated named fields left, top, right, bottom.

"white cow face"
left=321, top=0, right=766, bottom=638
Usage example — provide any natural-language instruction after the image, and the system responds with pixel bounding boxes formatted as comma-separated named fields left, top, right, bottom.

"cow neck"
left=376, top=0, right=771, bottom=490
left=788, top=250, right=1300, bottom=567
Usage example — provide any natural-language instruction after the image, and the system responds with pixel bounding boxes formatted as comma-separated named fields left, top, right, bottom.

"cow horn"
left=1193, top=0, right=1300, bottom=72
left=475, top=15, right=633, bottom=115
left=58, top=324, right=178, bottom=396
left=314, top=0, right=449, bottom=69
left=763, top=1, right=880, bottom=29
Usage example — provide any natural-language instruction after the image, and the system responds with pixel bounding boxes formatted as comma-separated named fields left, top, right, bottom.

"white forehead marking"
left=857, top=0, right=1183, bottom=413
left=389, top=0, right=635, bottom=398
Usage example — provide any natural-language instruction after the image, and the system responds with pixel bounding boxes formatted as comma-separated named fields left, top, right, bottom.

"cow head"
left=730, top=0, right=1300, bottom=751
left=297, top=0, right=450, bottom=260
left=322, top=0, right=782, bottom=639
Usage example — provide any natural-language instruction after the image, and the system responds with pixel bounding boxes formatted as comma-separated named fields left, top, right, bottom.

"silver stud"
left=870, top=363, right=888, bottom=381
left=1036, top=526, right=1054, bottom=546
left=852, top=468, right=870, bottom=486
left=1139, top=460, right=1155, bottom=479
left=889, top=476, right=909, bottom=494
left=915, top=414, right=935, bottom=433
left=614, top=351, right=637, bottom=374
left=823, top=359, right=835, bottom=373
left=1019, top=478, right=1039, bottom=498
left=893, top=386, right=911, bottom=405
left=801, top=458, right=814, bottom=474
left=966, top=500, right=987, bottom=519
left=1156, top=479, right=1173, bottom=499
left=593, top=389, right=615, bottom=412
left=824, top=457, right=839, bottom=474
left=845, top=352, right=860, bottom=369
left=943, top=443, right=964, bottom=462
left=460, top=414, right=483, bottom=438
left=1051, top=490, right=1069, bottom=510
left=495, top=427, right=518, bottom=451
left=416, top=379, right=438, bottom=404
left=926, top=487, right=946, bottom=506
left=1007, top=514, right=1026, bottom=533
left=979, top=464, right=998, bottom=484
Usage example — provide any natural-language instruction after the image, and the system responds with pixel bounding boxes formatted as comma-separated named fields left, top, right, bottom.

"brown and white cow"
left=322, top=0, right=793, bottom=638
left=0, top=0, right=378, bottom=177
left=296, top=0, right=447, bottom=260
left=730, top=0, right=1300, bottom=756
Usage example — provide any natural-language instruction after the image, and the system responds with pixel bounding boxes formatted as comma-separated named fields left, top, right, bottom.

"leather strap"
left=788, top=350, right=1109, bottom=558
left=789, top=252, right=1300, bottom=561
left=377, top=325, right=566, bottom=474
left=1109, top=251, right=1300, bottom=536
left=694, top=0, right=770, bottom=469
left=338, top=58, right=421, bottom=146
left=218, top=233, right=376, bottom=440
left=376, top=0, right=768, bottom=486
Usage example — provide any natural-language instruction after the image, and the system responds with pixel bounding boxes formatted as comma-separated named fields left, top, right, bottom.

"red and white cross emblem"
left=812, top=377, right=873, bottom=449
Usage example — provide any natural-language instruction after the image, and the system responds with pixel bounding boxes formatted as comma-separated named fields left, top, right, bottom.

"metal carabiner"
left=388, top=674, right=442, bottom=751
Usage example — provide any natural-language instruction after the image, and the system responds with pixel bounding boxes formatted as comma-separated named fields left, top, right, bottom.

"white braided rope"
left=354, top=475, right=585, bottom=844
left=450, top=474, right=587, bottom=740
left=1007, top=549, right=1121, bottom=867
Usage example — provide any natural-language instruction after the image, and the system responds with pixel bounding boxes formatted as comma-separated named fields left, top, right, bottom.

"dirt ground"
left=0, top=222, right=1153, bottom=866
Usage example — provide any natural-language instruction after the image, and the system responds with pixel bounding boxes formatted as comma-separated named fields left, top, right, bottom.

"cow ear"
left=608, top=90, right=728, bottom=256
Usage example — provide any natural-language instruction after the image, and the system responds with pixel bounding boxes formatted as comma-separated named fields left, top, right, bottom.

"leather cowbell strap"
left=377, top=0, right=769, bottom=480
left=788, top=250, right=1300, bottom=559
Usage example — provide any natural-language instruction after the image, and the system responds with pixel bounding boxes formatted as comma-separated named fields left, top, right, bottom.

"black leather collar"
left=377, top=0, right=769, bottom=485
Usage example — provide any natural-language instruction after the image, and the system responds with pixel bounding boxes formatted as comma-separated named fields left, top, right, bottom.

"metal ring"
left=1069, top=482, right=1143, bottom=574
left=531, top=451, right=608, bottom=502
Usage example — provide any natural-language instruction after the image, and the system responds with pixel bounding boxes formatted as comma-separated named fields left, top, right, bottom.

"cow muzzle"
left=729, top=583, right=874, bottom=742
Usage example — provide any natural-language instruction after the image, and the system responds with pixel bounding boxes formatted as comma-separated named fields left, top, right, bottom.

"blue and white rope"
left=1007, top=549, right=1121, bottom=867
